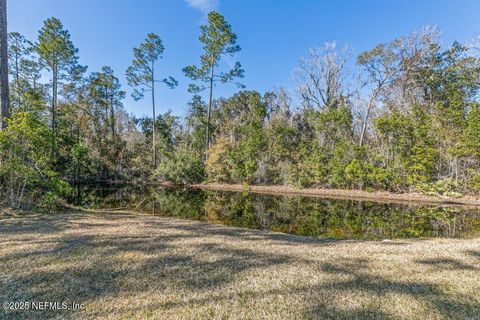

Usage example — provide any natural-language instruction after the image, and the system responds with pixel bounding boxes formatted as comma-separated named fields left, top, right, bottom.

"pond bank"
left=1, top=212, right=479, bottom=319
left=189, top=183, right=480, bottom=207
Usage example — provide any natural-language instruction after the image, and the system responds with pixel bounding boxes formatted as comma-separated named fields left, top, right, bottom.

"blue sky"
left=8, top=0, right=480, bottom=118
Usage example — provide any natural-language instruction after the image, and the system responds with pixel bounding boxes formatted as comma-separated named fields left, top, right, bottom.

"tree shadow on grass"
left=0, top=215, right=301, bottom=319
left=0, top=215, right=76, bottom=236
left=415, top=257, right=477, bottom=270
left=302, top=258, right=480, bottom=319
left=466, top=250, right=480, bottom=260
left=124, top=256, right=480, bottom=319
left=143, top=217, right=349, bottom=246
left=1, top=214, right=479, bottom=319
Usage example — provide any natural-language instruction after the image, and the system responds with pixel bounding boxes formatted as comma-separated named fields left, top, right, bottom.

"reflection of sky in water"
left=77, top=185, right=480, bottom=240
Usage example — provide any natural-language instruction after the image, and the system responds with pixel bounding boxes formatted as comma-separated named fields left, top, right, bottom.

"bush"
left=0, top=112, right=71, bottom=210
left=205, top=137, right=233, bottom=182
left=417, top=178, right=461, bottom=197
left=344, top=159, right=370, bottom=189
left=155, top=151, right=204, bottom=184
left=467, top=172, right=480, bottom=192
left=327, top=141, right=353, bottom=188
left=297, top=144, right=328, bottom=188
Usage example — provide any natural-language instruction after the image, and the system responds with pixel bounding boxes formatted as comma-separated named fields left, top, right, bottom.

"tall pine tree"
left=183, top=11, right=244, bottom=160
left=0, top=0, right=9, bottom=129
left=126, top=33, right=177, bottom=167
left=36, top=17, right=79, bottom=151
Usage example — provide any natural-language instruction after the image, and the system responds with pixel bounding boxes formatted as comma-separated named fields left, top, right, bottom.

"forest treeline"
left=1, top=11, right=480, bottom=210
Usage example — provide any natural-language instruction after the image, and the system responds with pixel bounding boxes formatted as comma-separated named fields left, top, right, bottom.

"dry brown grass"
left=1, top=212, right=479, bottom=319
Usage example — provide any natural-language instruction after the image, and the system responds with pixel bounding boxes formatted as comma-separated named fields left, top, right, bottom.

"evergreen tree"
left=35, top=17, right=79, bottom=151
left=126, top=33, right=177, bottom=167
left=183, top=11, right=245, bottom=160
left=7, top=32, right=32, bottom=110
left=89, top=66, right=125, bottom=175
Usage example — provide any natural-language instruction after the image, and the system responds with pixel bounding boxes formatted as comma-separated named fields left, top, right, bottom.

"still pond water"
left=77, top=185, right=480, bottom=240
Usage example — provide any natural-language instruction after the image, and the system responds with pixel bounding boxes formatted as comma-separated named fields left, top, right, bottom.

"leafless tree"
left=357, top=27, right=441, bottom=146
left=390, top=26, right=441, bottom=108
left=294, top=42, right=353, bottom=111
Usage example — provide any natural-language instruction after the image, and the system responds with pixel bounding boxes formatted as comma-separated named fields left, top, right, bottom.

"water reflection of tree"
left=151, top=188, right=206, bottom=220
left=201, top=192, right=480, bottom=239
left=87, top=186, right=480, bottom=239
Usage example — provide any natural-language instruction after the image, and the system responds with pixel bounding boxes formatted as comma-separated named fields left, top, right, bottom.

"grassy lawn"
left=1, top=212, right=480, bottom=319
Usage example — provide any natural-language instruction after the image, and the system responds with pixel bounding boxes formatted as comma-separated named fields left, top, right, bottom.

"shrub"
left=205, top=137, right=233, bottom=182
left=416, top=178, right=460, bottom=196
left=467, top=174, right=480, bottom=192
left=155, top=151, right=204, bottom=184
left=0, top=112, right=71, bottom=210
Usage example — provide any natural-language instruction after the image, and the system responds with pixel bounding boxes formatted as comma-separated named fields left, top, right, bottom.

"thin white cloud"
left=184, top=0, right=219, bottom=14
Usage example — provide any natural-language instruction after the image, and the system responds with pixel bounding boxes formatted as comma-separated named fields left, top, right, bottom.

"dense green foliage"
left=1, top=15, right=480, bottom=210
left=0, top=112, right=70, bottom=209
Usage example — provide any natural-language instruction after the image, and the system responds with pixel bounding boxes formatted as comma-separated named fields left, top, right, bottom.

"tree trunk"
left=151, top=61, right=156, bottom=168
left=110, top=95, right=117, bottom=179
left=359, top=104, right=371, bottom=146
left=205, top=64, right=214, bottom=161
left=14, top=39, right=21, bottom=110
left=0, top=0, right=9, bottom=129
left=359, top=93, right=378, bottom=146
left=110, top=97, right=115, bottom=143
left=51, top=66, right=57, bottom=154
